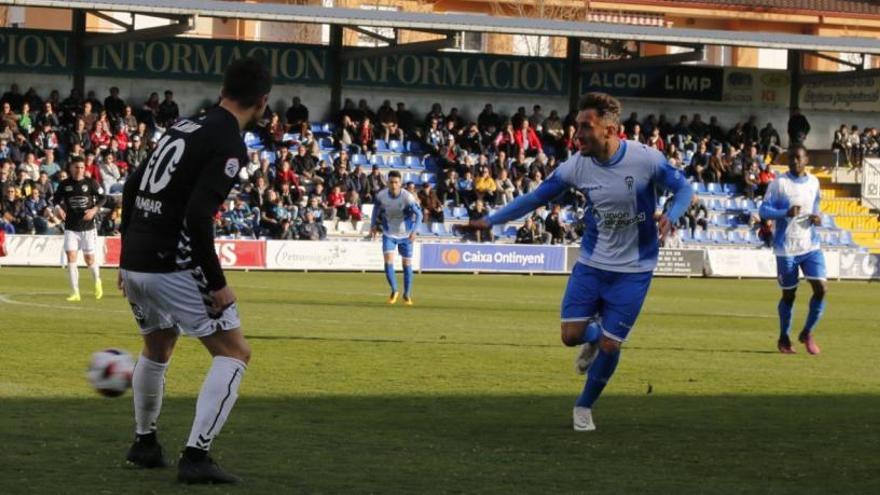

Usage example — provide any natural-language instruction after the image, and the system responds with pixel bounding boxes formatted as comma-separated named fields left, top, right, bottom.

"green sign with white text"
left=0, top=28, right=568, bottom=95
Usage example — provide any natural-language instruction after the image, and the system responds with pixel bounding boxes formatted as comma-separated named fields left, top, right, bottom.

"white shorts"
left=63, top=229, right=98, bottom=254
left=121, top=268, right=241, bottom=338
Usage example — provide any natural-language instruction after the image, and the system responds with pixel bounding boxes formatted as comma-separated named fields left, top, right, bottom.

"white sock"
left=186, top=356, right=246, bottom=451
left=67, top=263, right=79, bottom=293
left=132, top=355, right=169, bottom=435
left=89, top=264, right=100, bottom=282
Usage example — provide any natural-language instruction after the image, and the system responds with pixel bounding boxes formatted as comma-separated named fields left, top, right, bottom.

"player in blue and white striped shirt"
left=759, top=145, right=826, bottom=355
left=469, top=93, right=693, bottom=431
left=371, top=170, right=423, bottom=305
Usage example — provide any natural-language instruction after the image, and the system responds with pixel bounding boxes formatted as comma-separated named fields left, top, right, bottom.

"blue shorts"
left=382, top=235, right=413, bottom=258
left=561, top=263, right=653, bottom=343
left=776, top=250, right=826, bottom=289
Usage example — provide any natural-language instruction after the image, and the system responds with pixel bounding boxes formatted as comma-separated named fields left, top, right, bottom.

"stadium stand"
left=0, top=83, right=877, bottom=252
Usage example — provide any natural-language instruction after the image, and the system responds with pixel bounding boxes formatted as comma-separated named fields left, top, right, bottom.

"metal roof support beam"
left=567, top=36, right=581, bottom=115
left=806, top=51, right=864, bottom=70
left=580, top=45, right=704, bottom=71
left=342, top=35, right=455, bottom=61
left=88, top=10, right=132, bottom=31
left=329, top=24, right=343, bottom=115
left=83, top=15, right=194, bottom=47
left=346, top=25, right=397, bottom=46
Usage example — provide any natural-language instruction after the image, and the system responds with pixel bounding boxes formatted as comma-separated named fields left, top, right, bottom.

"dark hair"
left=69, top=156, right=85, bottom=165
left=221, top=57, right=272, bottom=108
left=388, top=170, right=402, bottom=180
left=577, top=92, right=621, bottom=124
left=788, top=144, right=808, bottom=162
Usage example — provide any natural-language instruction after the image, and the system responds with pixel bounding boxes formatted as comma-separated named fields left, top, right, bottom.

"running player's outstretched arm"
left=652, top=160, right=693, bottom=224
left=484, top=173, right=568, bottom=226
left=185, top=153, right=240, bottom=292
left=759, top=180, right=789, bottom=220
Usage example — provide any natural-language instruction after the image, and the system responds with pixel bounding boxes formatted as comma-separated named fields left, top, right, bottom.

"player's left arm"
left=407, top=194, right=424, bottom=240
left=651, top=159, right=694, bottom=237
left=809, top=183, right=822, bottom=226
left=185, top=148, right=242, bottom=296
left=85, top=180, right=107, bottom=221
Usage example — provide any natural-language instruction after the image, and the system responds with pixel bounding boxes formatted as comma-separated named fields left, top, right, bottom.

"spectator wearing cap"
left=285, top=96, right=309, bottom=131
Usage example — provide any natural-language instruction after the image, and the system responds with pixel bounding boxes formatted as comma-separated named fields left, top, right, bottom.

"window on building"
left=357, top=4, right=397, bottom=47
left=512, top=35, right=551, bottom=57
left=441, top=13, right=485, bottom=53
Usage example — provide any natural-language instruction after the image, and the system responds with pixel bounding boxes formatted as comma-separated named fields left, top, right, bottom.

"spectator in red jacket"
left=514, top=119, right=542, bottom=157
left=274, top=159, right=299, bottom=190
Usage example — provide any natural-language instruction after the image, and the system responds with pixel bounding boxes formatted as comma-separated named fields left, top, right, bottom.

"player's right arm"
left=369, top=195, right=382, bottom=239
left=759, top=180, right=793, bottom=220
left=472, top=172, right=568, bottom=229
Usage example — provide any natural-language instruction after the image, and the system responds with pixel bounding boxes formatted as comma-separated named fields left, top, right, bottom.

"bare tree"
left=488, top=0, right=591, bottom=56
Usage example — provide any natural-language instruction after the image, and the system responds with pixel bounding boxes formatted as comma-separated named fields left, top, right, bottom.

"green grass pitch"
left=1, top=267, right=878, bottom=494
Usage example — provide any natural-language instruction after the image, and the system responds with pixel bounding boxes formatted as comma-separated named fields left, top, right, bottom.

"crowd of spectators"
left=831, top=124, right=880, bottom=168
left=0, top=80, right=830, bottom=245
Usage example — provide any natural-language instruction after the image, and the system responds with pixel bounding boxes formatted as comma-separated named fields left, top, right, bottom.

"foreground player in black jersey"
left=119, top=58, right=271, bottom=484
left=54, top=157, right=105, bottom=301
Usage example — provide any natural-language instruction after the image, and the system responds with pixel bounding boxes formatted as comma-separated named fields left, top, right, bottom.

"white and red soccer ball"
left=87, top=349, right=135, bottom=397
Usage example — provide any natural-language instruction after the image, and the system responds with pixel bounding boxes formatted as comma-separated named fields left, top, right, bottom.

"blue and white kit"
left=487, top=140, right=693, bottom=342
left=758, top=172, right=826, bottom=289
left=371, top=188, right=423, bottom=258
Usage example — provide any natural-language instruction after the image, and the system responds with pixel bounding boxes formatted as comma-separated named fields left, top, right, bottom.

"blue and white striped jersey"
left=488, top=140, right=693, bottom=273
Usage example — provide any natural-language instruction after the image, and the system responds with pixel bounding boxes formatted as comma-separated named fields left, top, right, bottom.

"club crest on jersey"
left=81, top=185, right=88, bottom=192
left=224, top=158, right=239, bottom=178
left=624, top=176, right=634, bottom=191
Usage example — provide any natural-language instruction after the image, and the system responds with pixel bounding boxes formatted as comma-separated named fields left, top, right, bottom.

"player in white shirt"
left=759, top=145, right=826, bottom=355
left=370, top=170, right=423, bottom=305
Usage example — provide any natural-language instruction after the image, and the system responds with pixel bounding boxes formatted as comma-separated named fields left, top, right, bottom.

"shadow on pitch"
left=4, top=394, right=877, bottom=493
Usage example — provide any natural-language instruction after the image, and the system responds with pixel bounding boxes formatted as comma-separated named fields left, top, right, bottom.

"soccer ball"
left=87, top=349, right=135, bottom=397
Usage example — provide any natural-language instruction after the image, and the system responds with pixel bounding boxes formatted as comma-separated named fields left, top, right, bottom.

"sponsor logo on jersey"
left=225, top=158, right=239, bottom=178
left=624, top=176, right=634, bottom=191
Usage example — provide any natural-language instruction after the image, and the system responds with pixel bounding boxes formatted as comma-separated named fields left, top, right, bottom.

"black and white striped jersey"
left=120, top=106, right=247, bottom=292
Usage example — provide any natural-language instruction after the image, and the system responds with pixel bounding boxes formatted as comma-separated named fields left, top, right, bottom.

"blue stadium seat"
left=375, top=139, right=390, bottom=152
left=244, top=132, right=263, bottom=150
left=839, top=230, right=855, bottom=246
left=422, top=172, right=437, bottom=184
left=416, top=223, right=433, bottom=236
left=503, top=226, right=518, bottom=238
left=453, top=207, right=468, bottom=219
left=370, top=155, right=385, bottom=167
left=351, top=154, right=368, bottom=166
left=404, top=155, right=421, bottom=168
left=260, top=150, right=276, bottom=165
left=322, top=122, right=336, bottom=133
left=282, top=133, right=298, bottom=143
left=386, top=155, right=404, bottom=168
left=706, top=183, right=723, bottom=196
left=423, top=156, right=438, bottom=170
left=319, top=137, right=334, bottom=151
left=310, top=123, right=324, bottom=133
left=407, top=141, right=425, bottom=154
left=692, top=229, right=707, bottom=243
left=722, top=183, right=741, bottom=195
left=491, top=224, right=506, bottom=237
left=389, top=140, right=404, bottom=153
left=821, top=214, right=836, bottom=228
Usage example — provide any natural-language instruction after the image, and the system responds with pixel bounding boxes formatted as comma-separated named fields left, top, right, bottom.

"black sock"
left=136, top=431, right=157, bottom=446
left=184, top=446, right=208, bottom=462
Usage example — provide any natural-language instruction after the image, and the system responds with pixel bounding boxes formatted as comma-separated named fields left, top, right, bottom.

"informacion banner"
left=265, top=239, right=413, bottom=271
left=654, top=248, right=705, bottom=276
left=581, top=65, right=723, bottom=101
left=420, top=243, right=566, bottom=273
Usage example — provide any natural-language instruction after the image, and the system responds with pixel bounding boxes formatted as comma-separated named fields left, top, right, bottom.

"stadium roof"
left=629, top=0, right=880, bottom=17
left=3, top=0, right=880, bottom=54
